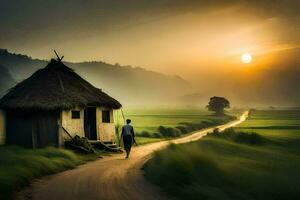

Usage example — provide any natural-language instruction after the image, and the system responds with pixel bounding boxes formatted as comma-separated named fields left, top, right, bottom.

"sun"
left=241, top=53, right=252, bottom=64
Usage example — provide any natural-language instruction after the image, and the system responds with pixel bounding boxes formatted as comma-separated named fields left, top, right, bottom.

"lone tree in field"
left=207, top=96, right=230, bottom=115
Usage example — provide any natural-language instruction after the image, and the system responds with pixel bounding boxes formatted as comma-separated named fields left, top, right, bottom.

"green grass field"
left=236, top=110, right=300, bottom=149
left=123, top=107, right=242, bottom=134
left=120, top=107, right=242, bottom=142
left=117, top=107, right=241, bottom=145
left=144, top=109, right=300, bottom=200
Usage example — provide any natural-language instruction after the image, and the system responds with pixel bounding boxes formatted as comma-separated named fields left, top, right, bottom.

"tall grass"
left=209, top=128, right=267, bottom=145
left=144, top=127, right=300, bottom=200
left=0, top=146, right=98, bottom=200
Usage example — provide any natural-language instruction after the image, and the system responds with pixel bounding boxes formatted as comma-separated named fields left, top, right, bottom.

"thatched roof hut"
left=0, top=59, right=122, bottom=147
left=0, top=59, right=121, bottom=111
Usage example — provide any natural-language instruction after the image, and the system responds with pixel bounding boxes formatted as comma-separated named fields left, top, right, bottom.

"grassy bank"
left=0, top=146, right=100, bottom=200
left=143, top=110, right=300, bottom=200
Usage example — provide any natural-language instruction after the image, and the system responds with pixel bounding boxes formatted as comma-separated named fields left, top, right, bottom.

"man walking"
left=121, top=119, right=137, bottom=158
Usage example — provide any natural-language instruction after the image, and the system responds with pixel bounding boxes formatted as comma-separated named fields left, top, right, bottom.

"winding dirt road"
left=17, top=111, right=248, bottom=200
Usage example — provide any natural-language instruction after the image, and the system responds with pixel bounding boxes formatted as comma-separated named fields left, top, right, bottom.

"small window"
left=102, top=110, right=110, bottom=123
left=72, top=111, right=80, bottom=119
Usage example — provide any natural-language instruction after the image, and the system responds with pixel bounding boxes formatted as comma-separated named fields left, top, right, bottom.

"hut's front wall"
left=98, top=123, right=116, bottom=142
left=0, top=110, right=5, bottom=145
left=61, top=107, right=116, bottom=143
left=96, top=107, right=116, bottom=143
left=61, top=109, right=85, bottom=139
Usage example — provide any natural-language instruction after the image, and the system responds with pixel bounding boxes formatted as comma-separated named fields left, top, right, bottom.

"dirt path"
left=17, top=111, right=248, bottom=200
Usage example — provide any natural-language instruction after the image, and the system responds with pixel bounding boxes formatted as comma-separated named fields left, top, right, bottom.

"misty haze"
left=0, top=1, right=300, bottom=200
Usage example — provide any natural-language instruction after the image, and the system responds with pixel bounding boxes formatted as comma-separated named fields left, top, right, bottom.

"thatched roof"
left=0, top=59, right=122, bottom=111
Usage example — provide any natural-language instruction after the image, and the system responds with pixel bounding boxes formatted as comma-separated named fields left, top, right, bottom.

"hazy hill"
left=0, top=49, right=190, bottom=105
left=0, top=64, right=15, bottom=97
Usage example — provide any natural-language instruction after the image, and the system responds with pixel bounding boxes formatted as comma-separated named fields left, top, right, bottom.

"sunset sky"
left=1, top=0, right=300, bottom=105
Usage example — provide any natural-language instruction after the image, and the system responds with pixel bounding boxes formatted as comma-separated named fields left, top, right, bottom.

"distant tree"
left=207, top=96, right=230, bottom=115
left=269, top=106, right=275, bottom=110
left=114, top=62, right=121, bottom=67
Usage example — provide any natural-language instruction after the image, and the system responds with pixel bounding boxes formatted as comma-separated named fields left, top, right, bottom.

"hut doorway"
left=84, top=107, right=97, bottom=140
